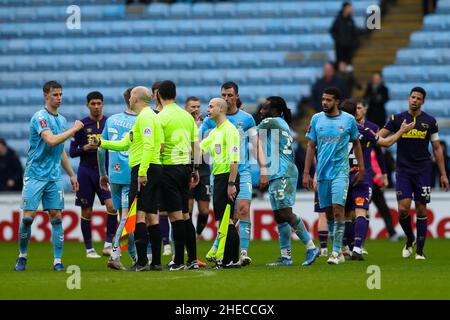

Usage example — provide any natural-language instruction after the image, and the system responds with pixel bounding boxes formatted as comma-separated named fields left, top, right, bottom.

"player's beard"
left=410, top=104, right=420, bottom=112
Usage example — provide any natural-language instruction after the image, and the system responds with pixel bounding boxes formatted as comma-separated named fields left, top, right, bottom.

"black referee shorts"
left=129, top=164, right=162, bottom=214
left=188, top=175, right=211, bottom=202
left=160, top=164, right=191, bottom=213
left=213, top=173, right=240, bottom=222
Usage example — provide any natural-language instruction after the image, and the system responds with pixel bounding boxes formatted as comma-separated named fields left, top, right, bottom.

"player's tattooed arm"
left=61, top=150, right=79, bottom=192
left=432, top=140, right=449, bottom=191
left=42, top=120, right=84, bottom=147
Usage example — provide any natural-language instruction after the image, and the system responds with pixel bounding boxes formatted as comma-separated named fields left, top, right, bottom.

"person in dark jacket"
left=310, top=63, right=349, bottom=112
left=0, top=138, right=23, bottom=191
left=364, top=72, right=390, bottom=129
left=330, top=2, right=360, bottom=65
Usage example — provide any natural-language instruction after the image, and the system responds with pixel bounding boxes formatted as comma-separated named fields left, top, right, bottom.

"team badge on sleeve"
left=307, top=125, right=311, bottom=133
left=39, top=119, right=47, bottom=128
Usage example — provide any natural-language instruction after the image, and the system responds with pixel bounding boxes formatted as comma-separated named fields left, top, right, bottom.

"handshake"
left=88, top=136, right=101, bottom=146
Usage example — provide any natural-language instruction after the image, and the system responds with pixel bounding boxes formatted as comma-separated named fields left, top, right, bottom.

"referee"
left=89, top=86, right=164, bottom=271
left=156, top=80, right=200, bottom=271
left=200, top=98, right=241, bottom=268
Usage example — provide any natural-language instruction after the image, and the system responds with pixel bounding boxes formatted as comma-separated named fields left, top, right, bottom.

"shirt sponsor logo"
left=318, top=136, right=343, bottom=143
left=143, top=127, right=152, bottom=136
left=215, top=144, right=222, bottom=154
left=401, top=129, right=427, bottom=139
left=39, top=119, right=47, bottom=128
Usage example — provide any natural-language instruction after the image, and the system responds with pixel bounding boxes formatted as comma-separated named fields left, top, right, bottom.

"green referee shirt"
left=100, top=107, right=163, bottom=176
left=200, top=119, right=240, bottom=176
left=157, top=102, right=198, bottom=165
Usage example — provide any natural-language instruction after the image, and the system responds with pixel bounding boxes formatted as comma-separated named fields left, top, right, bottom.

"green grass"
left=1, top=240, right=450, bottom=300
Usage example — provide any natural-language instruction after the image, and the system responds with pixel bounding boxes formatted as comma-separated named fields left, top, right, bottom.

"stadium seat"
left=147, top=3, right=170, bottom=19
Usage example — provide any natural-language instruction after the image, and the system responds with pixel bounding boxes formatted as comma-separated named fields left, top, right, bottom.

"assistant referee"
left=89, top=86, right=164, bottom=272
left=200, top=98, right=241, bottom=268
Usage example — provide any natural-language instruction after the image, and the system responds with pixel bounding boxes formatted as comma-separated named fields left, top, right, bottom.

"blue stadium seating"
left=11, top=0, right=450, bottom=192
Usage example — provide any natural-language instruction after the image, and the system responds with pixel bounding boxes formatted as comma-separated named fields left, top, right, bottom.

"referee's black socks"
left=147, top=224, right=162, bottom=266
left=196, top=213, right=208, bottom=236
left=172, top=220, right=186, bottom=265
left=135, top=222, right=149, bottom=267
left=185, top=218, right=197, bottom=263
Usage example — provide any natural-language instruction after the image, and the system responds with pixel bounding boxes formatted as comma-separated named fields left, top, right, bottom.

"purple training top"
left=384, top=111, right=438, bottom=174
left=70, top=116, right=107, bottom=169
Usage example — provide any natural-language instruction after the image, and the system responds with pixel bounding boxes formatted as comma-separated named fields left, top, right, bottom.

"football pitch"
left=1, top=240, right=450, bottom=300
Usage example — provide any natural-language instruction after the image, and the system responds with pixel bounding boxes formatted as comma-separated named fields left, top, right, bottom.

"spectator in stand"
left=364, top=72, right=389, bottom=129
left=337, top=61, right=358, bottom=94
left=126, top=0, right=151, bottom=5
left=0, top=138, right=24, bottom=192
left=423, top=0, right=438, bottom=15
left=330, top=2, right=361, bottom=66
left=310, top=63, right=349, bottom=112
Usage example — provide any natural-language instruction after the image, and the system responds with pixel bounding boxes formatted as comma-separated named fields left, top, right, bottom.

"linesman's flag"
left=119, top=196, right=138, bottom=251
left=215, top=203, right=231, bottom=261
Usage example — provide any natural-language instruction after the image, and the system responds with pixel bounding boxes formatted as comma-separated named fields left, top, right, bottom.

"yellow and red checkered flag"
left=119, top=196, right=138, bottom=251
